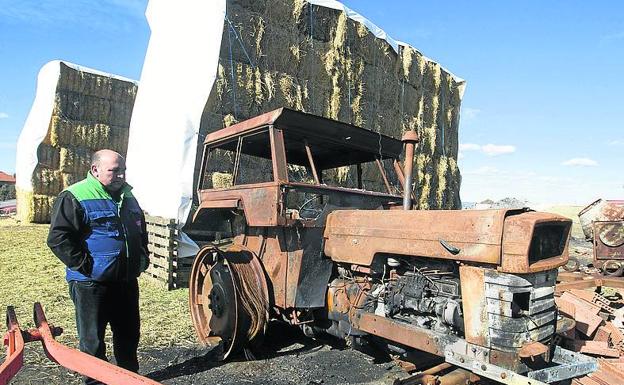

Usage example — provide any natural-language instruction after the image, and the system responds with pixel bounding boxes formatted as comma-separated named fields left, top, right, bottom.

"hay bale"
left=212, top=172, right=234, bottom=189
left=32, top=166, right=62, bottom=196
left=59, top=146, right=93, bottom=175
left=18, top=61, right=138, bottom=223
left=198, top=0, right=466, bottom=209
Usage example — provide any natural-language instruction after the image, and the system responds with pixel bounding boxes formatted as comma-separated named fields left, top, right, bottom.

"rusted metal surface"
left=269, top=125, right=289, bottom=183
left=189, top=245, right=269, bottom=359
left=324, top=209, right=510, bottom=266
left=396, top=367, right=471, bottom=385
left=459, top=265, right=488, bottom=347
left=518, top=341, right=548, bottom=358
left=203, top=108, right=403, bottom=170
left=1, top=304, right=162, bottom=385
left=351, top=312, right=451, bottom=356
left=303, top=139, right=319, bottom=184
left=375, top=158, right=393, bottom=194
left=499, top=211, right=571, bottom=273
left=401, top=130, right=418, bottom=210
left=579, top=199, right=624, bottom=241
left=593, top=221, right=624, bottom=271
left=556, top=275, right=624, bottom=294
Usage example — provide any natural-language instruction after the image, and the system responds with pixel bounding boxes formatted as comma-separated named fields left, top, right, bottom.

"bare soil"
left=9, top=322, right=406, bottom=385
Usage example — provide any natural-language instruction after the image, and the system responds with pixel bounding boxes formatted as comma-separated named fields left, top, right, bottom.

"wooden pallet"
left=143, top=214, right=191, bottom=290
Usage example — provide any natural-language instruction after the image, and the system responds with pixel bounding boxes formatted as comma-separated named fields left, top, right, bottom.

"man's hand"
left=77, top=253, right=93, bottom=277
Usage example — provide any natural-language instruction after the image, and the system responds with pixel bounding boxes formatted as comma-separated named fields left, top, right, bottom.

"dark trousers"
left=69, top=279, right=140, bottom=384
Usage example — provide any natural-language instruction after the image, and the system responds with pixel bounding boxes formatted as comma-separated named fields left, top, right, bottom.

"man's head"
left=90, top=149, right=126, bottom=193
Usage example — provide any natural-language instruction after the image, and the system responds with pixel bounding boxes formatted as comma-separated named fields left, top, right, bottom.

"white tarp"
left=125, top=0, right=463, bottom=257
left=125, top=0, right=227, bottom=257
left=15, top=60, right=137, bottom=192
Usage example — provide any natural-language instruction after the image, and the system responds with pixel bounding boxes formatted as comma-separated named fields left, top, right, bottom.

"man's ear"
left=90, top=164, right=98, bottom=176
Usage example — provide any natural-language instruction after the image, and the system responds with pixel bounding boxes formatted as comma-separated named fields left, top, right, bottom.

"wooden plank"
left=146, top=263, right=169, bottom=277
left=145, top=214, right=175, bottom=226
left=148, top=243, right=174, bottom=256
left=149, top=255, right=170, bottom=270
left=148, top=235, right=174, bottom=249
left=146, top=224, right=174, bottom=238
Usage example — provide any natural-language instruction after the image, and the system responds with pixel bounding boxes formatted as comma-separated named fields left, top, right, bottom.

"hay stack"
left=17, top=62, right=137, bottom=223
left=199, top=0, right=465, bottom=209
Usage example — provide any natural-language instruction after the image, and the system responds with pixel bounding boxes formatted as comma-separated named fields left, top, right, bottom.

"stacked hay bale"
left=17, top=63, right=137, bottom=223
left=199, top=0, right=465, bottom=209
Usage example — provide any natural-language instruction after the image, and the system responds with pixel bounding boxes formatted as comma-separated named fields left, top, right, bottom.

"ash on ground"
left=9, top=322, right=406, bottom=385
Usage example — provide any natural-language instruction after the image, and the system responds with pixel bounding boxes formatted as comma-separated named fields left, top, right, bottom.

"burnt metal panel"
left=324, top=209, right=512, bottom=266
left=204, top=108, right=403, bottom=170
left=500, top=211, right=571, bottom=274
left=593, top=221, right=624, bottom=261
left=460, top=265, right=488, bottom=347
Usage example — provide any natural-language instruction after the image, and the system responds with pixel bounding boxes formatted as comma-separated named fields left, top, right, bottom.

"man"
left=47, top=149, right=149, bottom=384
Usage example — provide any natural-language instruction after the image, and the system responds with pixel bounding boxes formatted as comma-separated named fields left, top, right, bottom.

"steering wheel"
left=298, top=195, right=324, bottom=219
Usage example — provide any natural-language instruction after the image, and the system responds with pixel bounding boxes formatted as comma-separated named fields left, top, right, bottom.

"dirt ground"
left=9, top=322, right=406, bottom=385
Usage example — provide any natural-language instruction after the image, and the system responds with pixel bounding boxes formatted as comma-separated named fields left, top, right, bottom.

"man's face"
left=92, top=155, right=126, bottom=192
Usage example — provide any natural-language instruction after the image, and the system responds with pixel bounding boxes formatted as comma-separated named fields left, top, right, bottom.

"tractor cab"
left=194, top=107, right=406, bottom=234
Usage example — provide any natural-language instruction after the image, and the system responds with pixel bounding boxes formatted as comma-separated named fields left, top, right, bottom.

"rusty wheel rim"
left=189, top=246, right=240, bottom=359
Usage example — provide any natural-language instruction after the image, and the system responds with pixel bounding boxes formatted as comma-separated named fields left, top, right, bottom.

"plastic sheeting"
left=15, top=60, right=137, bottom=192
left=125, top=0, right=227, bottom=257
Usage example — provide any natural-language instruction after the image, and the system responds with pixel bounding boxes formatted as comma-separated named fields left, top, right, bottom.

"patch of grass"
left=0, top=219, right=196, bottom=351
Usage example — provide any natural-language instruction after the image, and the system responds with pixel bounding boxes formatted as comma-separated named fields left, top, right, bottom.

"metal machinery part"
left=0, top=304, right=163, bottom=385
left=189, top=245, right=269, bottom=359
left=191, top=108, right=598, bottom=384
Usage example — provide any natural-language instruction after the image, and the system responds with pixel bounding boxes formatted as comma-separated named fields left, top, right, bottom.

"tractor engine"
left=369, top=258, right=463, bottom=334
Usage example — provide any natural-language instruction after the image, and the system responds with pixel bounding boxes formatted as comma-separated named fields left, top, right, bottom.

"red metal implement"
left=1, top=303, right=162, bottom=385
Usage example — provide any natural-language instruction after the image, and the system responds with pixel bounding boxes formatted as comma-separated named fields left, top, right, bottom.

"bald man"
left=48, top=149, right=149, bottom=384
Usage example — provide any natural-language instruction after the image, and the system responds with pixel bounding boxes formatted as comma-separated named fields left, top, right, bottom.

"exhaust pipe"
left=401, top=131, right=419, bottom=210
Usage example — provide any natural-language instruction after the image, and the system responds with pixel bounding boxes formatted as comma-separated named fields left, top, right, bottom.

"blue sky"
left=0, top=1, right=622, bottom=205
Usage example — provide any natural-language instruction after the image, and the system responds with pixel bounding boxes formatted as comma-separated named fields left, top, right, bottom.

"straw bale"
left=32, top=166, right=62, bottom=196
left=212, top=172, right=234, bottom=189
left=59, top=147, right=93, bottom=175
left=16, top=188, right=56, bottom=223
left=16, top=188, right=34, bottom=223
left=199, top=0, right=464, bottom=209
left=48, top=116, right=112, bottom=150
left=61, top=173, right=80, bottom=189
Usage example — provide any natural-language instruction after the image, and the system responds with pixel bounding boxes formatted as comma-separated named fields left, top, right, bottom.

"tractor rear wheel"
left=189, top=245, right=269, bottom=359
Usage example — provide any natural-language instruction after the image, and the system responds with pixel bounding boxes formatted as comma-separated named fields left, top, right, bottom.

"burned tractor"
left=189, top=108, right=596, bottom=384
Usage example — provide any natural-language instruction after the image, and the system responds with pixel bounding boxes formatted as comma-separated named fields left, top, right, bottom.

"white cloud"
left=459, top=142, right=516, bottom=157
left=0, top=112, right=8, bottom=119
left=609, top=139, right=624, bottom=146
left=457, top=152, right=465, bottom=160
left=462, top=107, right=481, bottom=120
left=481, top=144, right=516, bottom=156
left=459, top=143, right=481, bottom=151
left=561, top=158, right=598, bottom=167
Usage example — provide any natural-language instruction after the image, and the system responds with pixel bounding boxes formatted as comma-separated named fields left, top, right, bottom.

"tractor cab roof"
left=203, top=108, right=403, bottom=170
